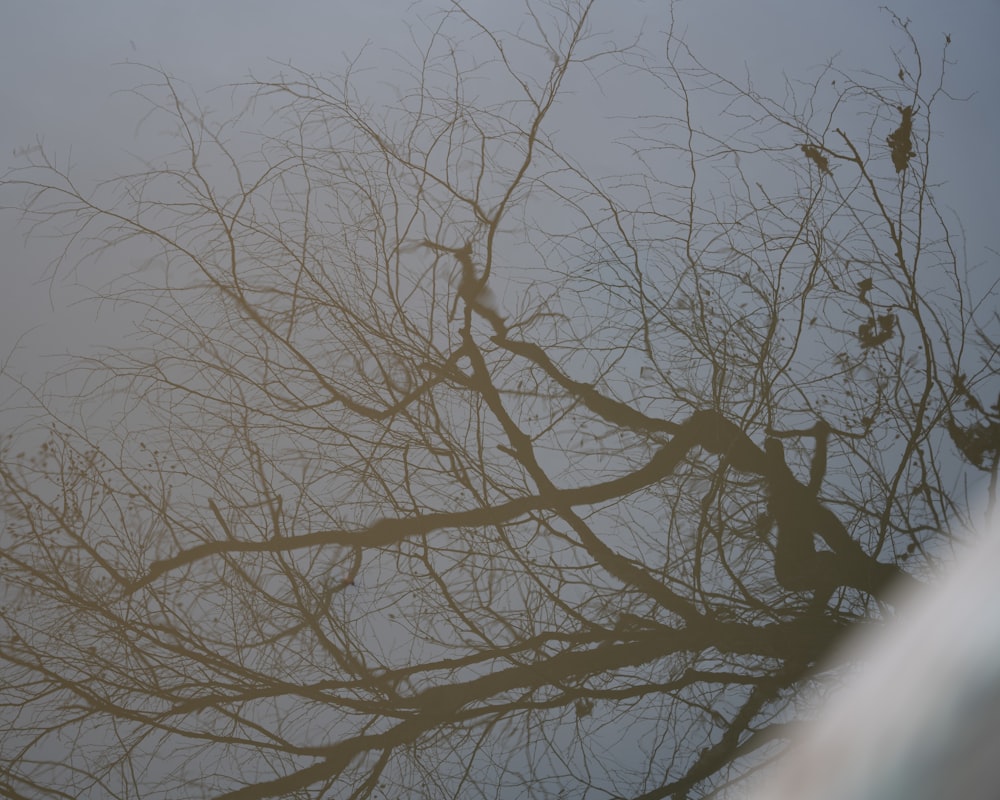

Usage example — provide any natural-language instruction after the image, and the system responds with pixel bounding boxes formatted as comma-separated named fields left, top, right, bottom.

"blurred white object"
left=756, top=523, right=1000, bottom=800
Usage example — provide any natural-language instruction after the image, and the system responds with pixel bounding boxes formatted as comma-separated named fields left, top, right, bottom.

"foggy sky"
left=1, top=0, right=997, bottom=374
left=1, top=4, right=997, bottom=796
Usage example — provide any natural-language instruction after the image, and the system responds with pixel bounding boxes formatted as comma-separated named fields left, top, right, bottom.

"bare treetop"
left=1, top=3, right=996, bottom=799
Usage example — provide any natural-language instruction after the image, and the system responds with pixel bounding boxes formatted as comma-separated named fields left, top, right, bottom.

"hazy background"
left=1, top=3, right=997, bottom=796
left=2, top=0, right=997, bottom=370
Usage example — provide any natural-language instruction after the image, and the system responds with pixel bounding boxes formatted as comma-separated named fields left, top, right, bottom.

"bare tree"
left=1, top=3, right=996, bottom=799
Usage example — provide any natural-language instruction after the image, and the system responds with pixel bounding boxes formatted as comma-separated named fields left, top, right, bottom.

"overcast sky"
left=1, top=0, right=997, bottom=363
left=1, top=5, right=997, bottom=796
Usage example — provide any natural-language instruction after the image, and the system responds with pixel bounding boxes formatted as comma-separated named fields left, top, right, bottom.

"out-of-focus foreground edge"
left=746, top=513, right=1000, bottom=800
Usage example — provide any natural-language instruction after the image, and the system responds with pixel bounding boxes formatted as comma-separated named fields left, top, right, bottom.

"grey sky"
left=0, top=4, right=997, bottom=797
left=1, top=0, right=996, bottom=362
